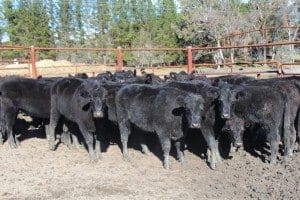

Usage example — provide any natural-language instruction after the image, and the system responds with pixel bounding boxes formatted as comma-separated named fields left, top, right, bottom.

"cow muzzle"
left=234, top=142, right=243, bottom=148
left=221, top=113, right=230, bottom=119
left=93, top=111, right=104, bottom=118
left=190, top=123, right=201, bottom=129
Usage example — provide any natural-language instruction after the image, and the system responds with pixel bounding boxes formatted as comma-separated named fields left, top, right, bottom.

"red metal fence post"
left=187, top=46, right=193, bottom=73
left=116, top=46, right=123, bottom=71
left=30, top=45, right=38, bottom=78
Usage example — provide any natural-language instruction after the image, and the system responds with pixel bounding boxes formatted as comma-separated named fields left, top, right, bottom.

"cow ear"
left=170, top=72, right=176, bottom=79
left=176, top=95, right=186, bottom=106
left=82, top=102, right=91, bottom=111
left=145, top=74, right=152, bottom=84
left=236, top=91, right=246, bottom=100
left=106, top=71, right=113, bottom=77
left=164, top=75, right=169, bottom=80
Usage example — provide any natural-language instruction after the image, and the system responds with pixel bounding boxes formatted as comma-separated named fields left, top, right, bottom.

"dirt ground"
left=0, top=61, right=299, bottom=199
left=0, top=121, right=299, bottom=200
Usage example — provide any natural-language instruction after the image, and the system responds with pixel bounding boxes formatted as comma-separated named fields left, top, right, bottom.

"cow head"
left=113, top=70, right=135, bottom=83
left=217, top=85, right=236, bottom=119
left=217, top=84, right=247, bottom=120
left=176, top=94, right=204, bottom=129
left=96, top=71, right=114, bottom=81
left=78, top=81, right=107, bottom=118
left=222, top=116, right=244, bottom=148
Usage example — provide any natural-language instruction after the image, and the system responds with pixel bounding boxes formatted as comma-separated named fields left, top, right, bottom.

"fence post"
left=187, top=46, right=193, bottom=73
left=30, top=45, right=38, bottom=78
left=116, top=46, right=123, bottom=71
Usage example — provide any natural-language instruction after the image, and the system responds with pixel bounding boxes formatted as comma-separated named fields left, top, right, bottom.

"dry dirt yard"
left=0, top=126, right=299, bottom=200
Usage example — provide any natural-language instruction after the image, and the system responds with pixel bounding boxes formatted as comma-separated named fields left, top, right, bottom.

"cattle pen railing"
left=1, top=40, right=300, bottom=78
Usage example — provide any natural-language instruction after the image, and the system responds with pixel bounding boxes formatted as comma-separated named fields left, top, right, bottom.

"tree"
left=58, top=0, right=73, bottom=46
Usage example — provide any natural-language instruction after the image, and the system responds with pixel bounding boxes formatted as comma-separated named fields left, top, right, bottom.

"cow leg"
left=95, top=139, right=102, bottom=160
left=119, top=120, right=131, bottom=160
left=0, top=133, right=3, bottom=145
left=158, top=134, right=171, bottom=169
left=269, top=127, right=280, bottom=165
left=174, top=138, right=184, bottom=163
left=0, top=124, right=4, bottom=145
left=289, top=124, right=296, bottom=155
left=71, top=134, right=83, bottom=149
left=78, top=124, right=97, bottom=162
left=48, top=101, right=60, bottom=151
left=4, top=106, right=18, bottom=148
left=60, top=125, right=72, bottom=149
left=202, top=130, right=221, bottom=170
left=138, top=133, right=150, bottom=155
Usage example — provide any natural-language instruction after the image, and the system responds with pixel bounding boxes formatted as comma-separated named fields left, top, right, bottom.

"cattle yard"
left=0, top=39, right=300, bottom=199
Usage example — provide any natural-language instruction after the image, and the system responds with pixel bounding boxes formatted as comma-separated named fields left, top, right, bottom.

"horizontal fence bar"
left=196, top=71, right=279, bottom=76
left=192, top=41, right=300, bottom=50
left=194, top=61, right=279, bottom=67
left=35, top=47, right=115, bottom=51
left=123, top=48, right=186, bottom=51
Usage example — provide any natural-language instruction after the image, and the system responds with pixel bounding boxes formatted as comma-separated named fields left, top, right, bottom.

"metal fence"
left=1, top=40, right=300, bottom=78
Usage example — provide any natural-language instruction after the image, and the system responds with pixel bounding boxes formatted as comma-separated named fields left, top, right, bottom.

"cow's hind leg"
left=48, top=98, right=60, bottom=151
left=269, top=127, right=280, bottom=165
left=119, top=120, right=131, bottom=160
left=4, top=106, right=18, bottom=148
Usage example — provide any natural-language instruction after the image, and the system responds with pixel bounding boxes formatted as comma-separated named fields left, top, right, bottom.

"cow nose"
left=223, top=127, right=231, bottom=132
left=191, top=123, right=201, bottom=129
left=221, top=113, right=230, bottom=119
left=235, top=142, right=243, bottom=148
left=93, top=111, right=104, bottom=118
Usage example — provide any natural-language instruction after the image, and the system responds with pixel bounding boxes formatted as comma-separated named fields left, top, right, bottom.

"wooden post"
left=187, top=46, right=193, bottom=73
left=116, top=46, right=123, bottom=71
left=30, top=46, right=38, bottom=78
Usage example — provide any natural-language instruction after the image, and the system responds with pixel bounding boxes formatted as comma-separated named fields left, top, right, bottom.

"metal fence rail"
left=1, top=40, right=300, bottom=78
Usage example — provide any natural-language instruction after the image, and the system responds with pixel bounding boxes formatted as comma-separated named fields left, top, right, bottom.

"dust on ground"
left=0, top=128, right=299, bottom=199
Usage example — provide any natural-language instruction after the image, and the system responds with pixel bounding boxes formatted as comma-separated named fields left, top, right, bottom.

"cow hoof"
left=89, top=155, right=98, bottom=163
left=97, top=153, right=103, bottom=160
left=163, top=163, right=170, bottom=170
left=269, top=160, right=276, bottom=165
left=179, top=158, right=186, bottom=166
left=141, top=144, right=150, bottom=155
left=9, top=142, right=18, bottom=149
left=74, top=144, right=84, bottom=150
left=49, top=144, right=56, bottom=151
left=141, top=149, right=150, bottom=156
left=122, top=155, right=130, bottom=162
left=209, top=162, right=217, bottom=170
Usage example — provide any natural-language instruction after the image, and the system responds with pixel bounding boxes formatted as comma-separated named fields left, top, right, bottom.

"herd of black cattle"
left=0, top=70, right=299, bottom=169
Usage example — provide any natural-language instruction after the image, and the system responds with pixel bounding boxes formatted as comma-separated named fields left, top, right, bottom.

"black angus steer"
left=96, top=71, right=114, bottom=81
left=211, top=75, right=255, bottom=86
left=165, top=81, right=226, bottom=169
left=227, top=85, right=290, bottom=164
left=0, top=77, right=57, bottom=147
left=48, top=78, right=107, bottom=161
left=115, top=84, right=205, bottom=169
left=244, top=77, right=300, bottom=157
left=112, top=70, right=135, bottom=82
